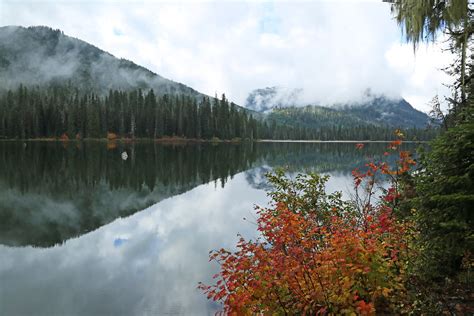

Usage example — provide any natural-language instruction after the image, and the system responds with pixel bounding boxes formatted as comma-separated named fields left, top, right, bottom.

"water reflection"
left=0, top=141, right=406, bottom=247
left=0, top=175, right=266, bottom=315
left=0, top=142, right=260, bottom=247
left=0, top=141, right=418, bottom=315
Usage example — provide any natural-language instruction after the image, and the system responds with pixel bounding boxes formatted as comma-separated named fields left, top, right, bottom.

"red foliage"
left=200, top=136, right=416, bottom=314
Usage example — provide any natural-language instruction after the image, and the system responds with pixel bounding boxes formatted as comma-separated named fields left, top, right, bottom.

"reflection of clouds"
left=245, top=165, right=273, bottom=191
left=0, top=173, right=269, bottom=315
left=245, top=167, right=358, bottom=201
left=322, top=172, right=356, bottom=200
left=0, top=180, right=196, bottom=247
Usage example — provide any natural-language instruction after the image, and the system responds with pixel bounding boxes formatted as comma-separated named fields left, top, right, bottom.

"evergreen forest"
left=0, top=85, right=437, bottom=141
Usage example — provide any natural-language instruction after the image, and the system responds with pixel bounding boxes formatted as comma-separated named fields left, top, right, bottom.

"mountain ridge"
left=0, top=25, right=204, bottom=98
left=245, top=86, right=431, bottom=129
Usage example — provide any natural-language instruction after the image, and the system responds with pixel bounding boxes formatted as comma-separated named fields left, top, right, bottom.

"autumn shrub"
left=199, top=138, right=417, bottom=315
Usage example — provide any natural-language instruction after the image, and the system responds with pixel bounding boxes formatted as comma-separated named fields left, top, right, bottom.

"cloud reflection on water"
left=0, top=172, right=281, bottom=315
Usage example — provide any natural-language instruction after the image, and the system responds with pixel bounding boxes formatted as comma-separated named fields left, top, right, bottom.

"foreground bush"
left=200, top=139, right=416, bottom=314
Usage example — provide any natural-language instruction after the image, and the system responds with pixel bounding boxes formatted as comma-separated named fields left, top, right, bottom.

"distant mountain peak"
left=245, top=86, right=431, bottom=128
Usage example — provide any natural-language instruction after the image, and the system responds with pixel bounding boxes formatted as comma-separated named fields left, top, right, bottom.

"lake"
left=0, top=141, right=416, bottom=315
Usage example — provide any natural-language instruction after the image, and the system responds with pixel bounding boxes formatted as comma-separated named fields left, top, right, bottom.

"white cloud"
left=0, top=0, right=454, bottom=112
left=385, top=40, right=454, bottom=111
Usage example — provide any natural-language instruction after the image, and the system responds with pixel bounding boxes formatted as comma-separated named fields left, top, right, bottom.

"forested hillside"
left=246, top=86, right=432, bottom=128
left=268, top=104, right=437, bottom=140
left=0, top=86, right=436, bottom=141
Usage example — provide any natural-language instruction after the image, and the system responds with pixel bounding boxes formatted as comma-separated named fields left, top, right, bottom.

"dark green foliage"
left=386, top=1, right=473, bottom=311
left=0, top=86, right=263, bottom=140
left=266, top=169, right=354, bottom=220
left=411, top=108, right=474, bottom=279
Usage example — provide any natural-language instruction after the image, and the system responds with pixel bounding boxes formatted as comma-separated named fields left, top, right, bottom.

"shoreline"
left=0, top=138, right=427, bottom=143
left=258, top=139, right=427, bottom=143
left=0, top=137, right=240, bottom=143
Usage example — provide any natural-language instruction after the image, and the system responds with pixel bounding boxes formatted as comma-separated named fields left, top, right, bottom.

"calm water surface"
left=0, top=141, right=415, bottom=315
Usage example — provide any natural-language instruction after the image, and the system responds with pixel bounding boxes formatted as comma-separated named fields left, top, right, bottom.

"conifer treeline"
left=0, top=85, right=436, bottom=140
left=0, top=85, right=261, bottom=140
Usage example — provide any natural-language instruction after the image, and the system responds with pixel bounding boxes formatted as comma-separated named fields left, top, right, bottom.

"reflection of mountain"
left=244, top=142, right=419, bottom=191
left=0, top=141, right=418, bottom=247
left=0, top=142, right=260, bottom=247
left=260, top=142, right=417, bottom=172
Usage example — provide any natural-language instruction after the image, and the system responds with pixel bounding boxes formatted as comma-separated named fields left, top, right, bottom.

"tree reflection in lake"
left=0, top=141, right=416, bottom=247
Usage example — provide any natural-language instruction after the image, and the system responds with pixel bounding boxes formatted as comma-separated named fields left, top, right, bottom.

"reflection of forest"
left=246, top=142, right=419, bottom=190
left=262, top=142, right=397, bottom=173
left=0, top=141, right=418, bottom=247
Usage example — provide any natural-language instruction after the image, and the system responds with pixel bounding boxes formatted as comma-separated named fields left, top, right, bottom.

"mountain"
left=245, top=87, right=431, bottom=129
left=0, top=26, right=435, bottom=141
left=336, top=97, right=431, bottom=128
left=0, top=25, right=202, bottom=97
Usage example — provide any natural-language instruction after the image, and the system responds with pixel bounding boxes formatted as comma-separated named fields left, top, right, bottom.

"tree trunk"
left=460, top=11, right=468, bottom=103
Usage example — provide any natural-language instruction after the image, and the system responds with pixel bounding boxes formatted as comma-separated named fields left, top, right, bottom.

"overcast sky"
left=0, top=0, right=454, bottom=112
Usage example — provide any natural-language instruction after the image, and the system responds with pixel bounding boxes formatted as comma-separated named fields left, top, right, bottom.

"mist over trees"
left=0, top=85, right=437, bottom=141
left=0, top=26, right=202, bottom=97
left=0, top=25, right=439, bottom=141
